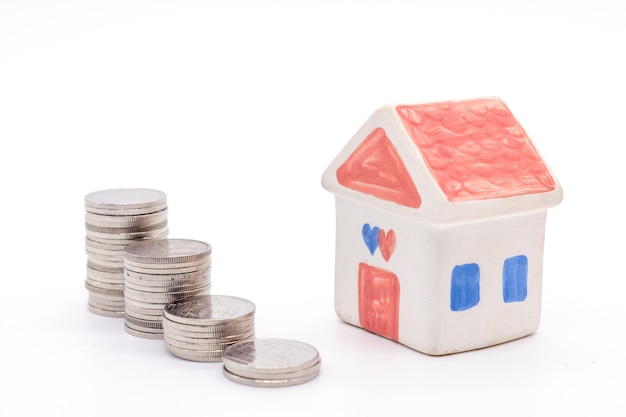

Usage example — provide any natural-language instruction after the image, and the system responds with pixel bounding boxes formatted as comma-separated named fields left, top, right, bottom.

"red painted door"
left=358, top=263, right=400, bottom=341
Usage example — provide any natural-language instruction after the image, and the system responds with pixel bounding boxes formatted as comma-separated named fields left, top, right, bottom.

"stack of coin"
left=222, top=339, right=322, bottom=387
left=84, top=188, right=169, bottom=317
left=162, top=295, right=255, bottom=362
left=222, top=338, right=321, bottom=387
left=123, top=239, right=212, bottom=339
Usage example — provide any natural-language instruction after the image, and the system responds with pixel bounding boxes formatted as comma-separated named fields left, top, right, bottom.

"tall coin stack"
left=123, top=239, right=212, bottom=339
left=84, top=188, right=169, bottom=318
left=162, top=295, right=256, bottom=362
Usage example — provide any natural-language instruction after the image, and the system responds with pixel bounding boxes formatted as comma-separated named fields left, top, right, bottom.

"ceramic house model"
left=321, top=98, right=562, bottom=355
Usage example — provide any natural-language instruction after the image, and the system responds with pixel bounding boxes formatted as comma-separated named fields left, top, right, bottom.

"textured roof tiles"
left=396, top=99, right=555, bottom=202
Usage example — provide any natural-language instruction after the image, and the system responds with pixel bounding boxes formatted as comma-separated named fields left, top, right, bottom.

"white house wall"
left=410, top=210, right=548, bottom=355
left=334, top=194, right=549, bottom=355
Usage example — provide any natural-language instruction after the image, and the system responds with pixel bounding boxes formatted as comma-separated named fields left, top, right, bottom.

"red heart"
left=377, top=229, right=396, bottom=262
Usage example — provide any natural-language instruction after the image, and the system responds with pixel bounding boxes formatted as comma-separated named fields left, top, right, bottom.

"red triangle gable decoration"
left=336, top=127, right=421, bottom=208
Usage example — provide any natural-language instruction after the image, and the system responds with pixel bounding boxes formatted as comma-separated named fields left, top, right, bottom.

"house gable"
left=336, top=127, right=422, bottom=208
left=396, top=99, right=556, bottom=202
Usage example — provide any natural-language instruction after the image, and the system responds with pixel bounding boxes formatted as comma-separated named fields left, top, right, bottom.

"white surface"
left=1, top=1, right=624, bottom=416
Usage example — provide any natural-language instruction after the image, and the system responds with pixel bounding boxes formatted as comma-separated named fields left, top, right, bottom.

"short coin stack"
left=222, top=338, right=322, bottom=387
left=123, top=239, right=212, bottom=339
left=84, top=188, right=169, bottom=317
left=162, top=295, right=256, bottom=362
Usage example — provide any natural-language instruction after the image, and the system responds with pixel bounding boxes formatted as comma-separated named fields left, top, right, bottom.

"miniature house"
left=321, top=98, right=562, bottom=355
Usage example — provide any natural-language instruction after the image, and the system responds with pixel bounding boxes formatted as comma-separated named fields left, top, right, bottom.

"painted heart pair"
left=362, top=223, right=396, bottom=262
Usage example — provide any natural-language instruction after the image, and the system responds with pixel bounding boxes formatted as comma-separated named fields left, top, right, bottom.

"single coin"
left=86, top=232, right=169, bottom=245
left=123, top=262, right=211, bottom=275
left=124, top=306, right=165, bottom=322
left=124, top=278, right=209, bottom=293
left=123, top=239, right=212, bottom=264
left=124, top=315, right=163, bottom=329
left=87, top=261, right=124, bottom=274
left=163, top=343, right=225, bottom=362
left=85, top=220, right=168, bottom=234
left=85, top=209, right=168, bottom=227
left=222, top=366, right=320, bottom=388
left=123, top=285, right=210, bottom=304
left=88, top=304, right=126, bottom=318
left=163, top=328, right=255, bottom=344
left=88, top=293, right=125, bottom=306
left=123, top=257, right=211, bottom=270
left=124, top=324, right=163, bottom=340
left=85, top=277, right=125, bottom=291
left=124, top=319, right=163, bottom=334
left=86, top=202, right=168, bottom=216
left=163, top=295, right=255, bottom=326
left=86, top=226, right=169, bottom=241
left=163, top=334, right=255, bottom=351
left=85, top=282, right=124, bottom=297
left=162, top=319, right=254, bottom=339
left=85, top=188, right=167, bottom=211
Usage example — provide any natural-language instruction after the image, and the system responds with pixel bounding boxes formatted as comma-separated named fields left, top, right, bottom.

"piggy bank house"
left=321, top=98, right=562, bottom=355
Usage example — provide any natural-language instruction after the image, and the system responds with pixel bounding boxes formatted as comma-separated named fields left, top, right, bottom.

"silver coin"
left=222, top=365, right=320, bottom=388
left=86, top=251, right=124, bottom=263
left=123, top=268, right=209, bottom=283
left=162, top=318, right=254, bottom=339
left=85, top=277, right=125, bottom=291
left=226, top=358, right=321, bottom=381
left=87, top=232, right=169, bottom=245
left=163, top=333, right=255, bottom=351
left=88, top=304, right=126, bottom=318
left=124, top=315, right=163, bottom=329
left=163, top=326, right=255, bottom=343
left=85, top=209, right=168, bottom=227
left=123, top=257, right=211, bottom=270
left=85, top=245, right=126, bottom=258
left=87, top=267, right=124, bottom=284
left=123, top=263, right=211, bottom=275
left=221, top=338, right=321, bottom=378
left=123, top=296, right=168, bottom=311
left=124, top=324, right=163, bottom=340
left=162, top=326, right=254, bottom=345
left=87, top=261, right=124, bottom=274
left=88, top=257, right=126, bottom=269
left=124, top=278, right=209, bottom=293
left=124, top=306, right=166, bottom=321
left=123, top=285, right=210, bottom=304
left=86, top=226, right=169, bottom=241
left=85, top=188, right=167, bottom=211
left=88, top=297, right=125, bottom=310
left=88, top=292, right=125, bottom=304
left=87, top=202, right=168, bottom=216
left=163, top=343, right=225, bottom=362
left=85, top=237, right=129, bottom=252
left=163, top=295, right=255, bottom=326
left=124, top=320, right=164, bottom=334
left=85, top=281, right=124, bottom=297
left=123, top=239, right=212, bottom=264
left=85, top=220, right=168, bottom=234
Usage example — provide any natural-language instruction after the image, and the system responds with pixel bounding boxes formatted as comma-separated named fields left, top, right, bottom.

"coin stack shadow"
left=162, top=295, right=256, bottom=362
left=123, top=239, right=212, bottom=339
left=84, top=189, right=169, bottom=318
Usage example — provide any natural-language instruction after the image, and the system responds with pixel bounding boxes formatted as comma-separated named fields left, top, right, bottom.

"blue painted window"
left=503, top=255, right=528, bottom=303
left=450, top=263, right=480, bottom=311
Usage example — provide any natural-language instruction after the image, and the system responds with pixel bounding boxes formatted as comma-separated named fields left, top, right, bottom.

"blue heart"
left=362, top=223, right=380, bottom=255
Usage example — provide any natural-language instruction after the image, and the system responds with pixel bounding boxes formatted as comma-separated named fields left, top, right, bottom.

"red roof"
left=396, top=99, right=556, bottom=202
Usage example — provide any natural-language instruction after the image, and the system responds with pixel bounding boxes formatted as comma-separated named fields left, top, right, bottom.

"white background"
left=1, top=1, right=624, bottom=416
